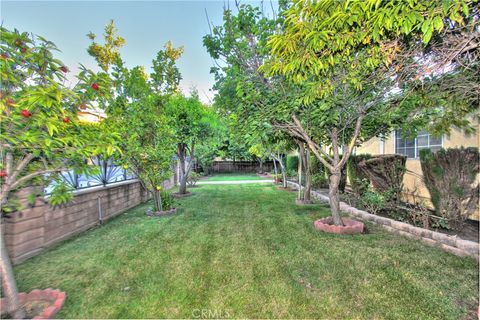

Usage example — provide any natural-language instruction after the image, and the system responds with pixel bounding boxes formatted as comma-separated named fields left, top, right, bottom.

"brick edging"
left=285, top=181, right=479, bottom=260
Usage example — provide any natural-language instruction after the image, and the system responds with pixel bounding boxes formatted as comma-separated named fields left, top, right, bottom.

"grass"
left=13, top=183, right=478, bottom=319
left=202, top=173, right=266, bottom=181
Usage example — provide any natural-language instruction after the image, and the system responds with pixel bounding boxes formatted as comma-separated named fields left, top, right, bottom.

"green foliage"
left=286, top=155, right=299, bottom=172
left=187, top=172, right=201, bottom=187
left=420, top=147, right=479, bottom=227
left=160, top=190, right=175, bottom=211
left=48, top=182, right=74, bottom=206
left=360, top=191, right=388, bottom=215
left=310, top=155, right=328, bottom=188
left=357, top=155, right=406, bottom=201
left=347, top=154, right=372, bottom=196
left=0, top=26, right=119, bottom=210
left=87, top=20, right=125, bottom=72
left=87, top=22, right=177, bottom=211
left=272, top=173, right=283, bottom=183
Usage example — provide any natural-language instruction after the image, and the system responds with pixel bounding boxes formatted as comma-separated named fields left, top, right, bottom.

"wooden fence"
left=208, top=161, right=274, bottom=173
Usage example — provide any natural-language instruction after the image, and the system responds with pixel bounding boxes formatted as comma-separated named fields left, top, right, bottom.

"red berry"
left=20, top=47, right=27, bottom=54
left=15, top=39, right=23, bottom=46
left=59, top=66, right=69, bottom=73
left=63, top=117, right=70, bottom=123
left=91, top=83, right=99, bottom=91
left=21, top=109, right=31, bottom=117
left=6, top=98, right=15, bottom=106
left=0, top=170, right=7, bottom=178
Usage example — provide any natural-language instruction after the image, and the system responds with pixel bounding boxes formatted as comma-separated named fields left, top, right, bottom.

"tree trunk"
left=304, top=149, right=312, bottom=202
left=259, top=159, right=263, bottom=173
left=179, top=175, right=188, bottom=194
left=278, top=158, right=287, bottom=188
left=152, top=190, right=162, bottom=212
left=297, top=142, right=312, bottom=202
left=178, top=144, right=188, bottom=194
left=329, top=170, right=344, bottom=226
left=0, top=225, right=25, bottom=319
left=298, top=148, right=303, bottom=200
left=272, top=157, right=278, bottom=176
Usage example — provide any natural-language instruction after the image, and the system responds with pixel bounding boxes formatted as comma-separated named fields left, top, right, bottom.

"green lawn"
left=202, top=173, right=266, bottom=181
left=13, top=183, right=478, bottom=319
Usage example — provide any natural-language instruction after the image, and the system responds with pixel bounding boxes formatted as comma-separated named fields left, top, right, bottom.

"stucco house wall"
left=355, top=124, right=480, bottom=220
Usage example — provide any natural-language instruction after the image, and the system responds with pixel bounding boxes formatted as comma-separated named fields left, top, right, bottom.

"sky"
left=0, top=0, right=271, bottom=104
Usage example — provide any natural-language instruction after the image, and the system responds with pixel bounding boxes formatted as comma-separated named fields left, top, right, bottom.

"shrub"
left=360, top=191, right=387, bottom=215
left=310, top=156, right=327, bottom=188
left=358, top=154, right=406, bottom=201
left=272, top=173, right=283, bottom=183
left=347, top=154, right=371, bottom=195
left=286, top=155, right=299, bottom=172
left=286, top=168, right=297, bottom=178
left=160, top=190, right=175, bottom=211
left=187, top=171, right=201, bottom=186
left=420, top=147, right=479, bottom=227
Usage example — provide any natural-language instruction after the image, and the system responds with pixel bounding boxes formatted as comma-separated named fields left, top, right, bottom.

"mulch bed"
left=146, top=208, right=177, bottom=217
left=172, top=191, right=193, bottom=198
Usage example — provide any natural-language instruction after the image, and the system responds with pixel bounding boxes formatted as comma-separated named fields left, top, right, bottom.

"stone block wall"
left=3, top=179, right=163, bottom=264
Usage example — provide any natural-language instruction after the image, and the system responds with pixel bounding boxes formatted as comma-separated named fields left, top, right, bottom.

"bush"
left=187, top=171, right=201, bottom=186
left=286, top=155, right=299, bottom=172
left=286, top=168, right=297, bottom=178
left=420, top=147, right=479, bottom=227
left=360, top=191, right=387, bottom=215
left=358, top=154, right=406, bottom=201
left=347, top=154, right=371, bottom=195
left=160, top=190, right=175, bottom=211
left=310, top=155, right=329, bottom=188
left=272, top=173, right=283, bottom=183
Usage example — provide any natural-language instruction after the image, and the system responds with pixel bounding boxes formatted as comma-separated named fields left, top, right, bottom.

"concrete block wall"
left=3, top=179, right=157, bottom=264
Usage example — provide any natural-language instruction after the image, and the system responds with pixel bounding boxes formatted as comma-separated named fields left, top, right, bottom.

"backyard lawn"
left=13, top=182, right=478, bottom=319
left=201, top=173, right=266, bottom=181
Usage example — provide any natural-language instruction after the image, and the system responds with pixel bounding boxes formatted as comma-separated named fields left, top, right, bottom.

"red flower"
left=21, top=109, right=31, bottom=117
left=63, top=117, right=70, bottom=123
left=91, top=83, right=99, bottom=91
left=20, top=47, right=28, bottom=54
left=59, top=66, right=69, bottom=73
left=0, top=170, right=7, bottom=178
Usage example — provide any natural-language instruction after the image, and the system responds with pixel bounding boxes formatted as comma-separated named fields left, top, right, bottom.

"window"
left=395, top=130, right=442, bottom=158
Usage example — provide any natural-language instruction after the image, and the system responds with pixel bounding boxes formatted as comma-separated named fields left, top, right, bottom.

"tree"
left=0, top=27, right=118, bottom=318
left=166, top=92, right=217, bottom=194
left=264, top=0, right=477, bottom=226
left=108, top=64, right=175, bottom=211
left=86, top=22, right=180, bottom=212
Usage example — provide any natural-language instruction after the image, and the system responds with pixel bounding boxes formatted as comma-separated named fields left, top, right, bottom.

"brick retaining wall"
left=286, top=180, right=479, bottom=261
left=4, top=178, right=173, bottom=264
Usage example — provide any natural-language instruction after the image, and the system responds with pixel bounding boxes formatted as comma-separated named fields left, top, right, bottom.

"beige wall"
left=77, top=111, right=106, bottom=123
left=355, top=124, right=480, bottom=220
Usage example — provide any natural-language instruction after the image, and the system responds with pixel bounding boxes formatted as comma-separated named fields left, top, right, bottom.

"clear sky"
left=1, top=1, right=270, bottom=104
